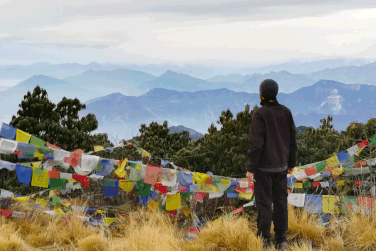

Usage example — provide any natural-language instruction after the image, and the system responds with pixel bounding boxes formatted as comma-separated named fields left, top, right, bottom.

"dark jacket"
left=247, top=99, right=297, bottom=173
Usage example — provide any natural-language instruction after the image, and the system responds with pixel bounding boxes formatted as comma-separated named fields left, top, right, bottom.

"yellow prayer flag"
left=198, top=184, right=219, bottom=193
left=141, top=149, right=150, bottom=157
left=331, top=167, right=344, bottom=177
left=15, top=197, right=28, bottom=203
left=193, top=172, right=210, bottom=185
left=62, top=202, right=71, bottom=207
left=34, top=149, right=44, bottom=160
left=322, top=195, right=340, bottom=213
left=31, top=162, right=42, bottom=168
left=136, top=164, right=142, bottom=169
left=119, top=181, right=134, bottom=192
left=166, top=193, right=182, bottom=211
left=326, top=155, right=340, bottom=168
left=96, top=210, right=108, bottom=214
left=67, top=179, right=75, bottom=183
left=94, top=145, right=104, bottom=152
left=53, top=208, right=64, bottom=215
left=36, top=198, right=48, bottom=206
left=336, top=180, right=346, bottom=187
left=221, top=179, right=230, bottom=185
left=119, top=158, right=128, bottom=169
left=147, top=200, right=159, bottom=211
left=213, top=217, right=223, bottom=224
left=239, top=193, right=254, bottom=200
left=115, top=168, right=127, bottom=178
left=31, top=170, right=50, bottom=188
left=103, top=217, right=116, bottom=227
left=182, top=206, right=191, bottom=217
left=49, top=190, right=56, bottom=198
left=355, top=146, right=365, bottom=156
left=295, top=183, right=303, bottom=189
left=15, top=129, right=31, bottom=143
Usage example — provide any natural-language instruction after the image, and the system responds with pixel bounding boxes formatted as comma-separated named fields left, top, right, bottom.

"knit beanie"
left=259, top=79, right=278, bottom=98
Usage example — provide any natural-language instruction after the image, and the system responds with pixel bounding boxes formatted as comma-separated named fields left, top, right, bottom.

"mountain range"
left=78, top=80, right=376, bottom=140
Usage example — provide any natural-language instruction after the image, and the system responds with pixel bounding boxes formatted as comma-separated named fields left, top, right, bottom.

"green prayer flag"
left=129, top=168, right=143, bottom=181
left=369, top=135, right=376, bottom=145
left=315, top=161, right=326, bottom=173
left=128, top=162, right=137, bottom=168
left=303, top=181, right=312, bottom=189
left=104, top=178, right=116, bottom=187
left=37, top=146, right=54, bottom=155
left=342, top=155, right=355, bottom=172
left=343, top=196, right=358, bottom=213
left=158, top=204, right=166, bottom=211
left=136, top=180, right=151, bottom=197
left=49, top=178, right=67, bottom=190
left=30, top=136, right=46, bottom=147
left=50, top=196, right=62, bottom=205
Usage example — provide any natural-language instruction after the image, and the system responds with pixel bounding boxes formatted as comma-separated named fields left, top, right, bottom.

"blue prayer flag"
left=304, top=194, right=322, bottom=213
left=177, top=170, right=193, bottom=187
left=104, top=179, right=119, bottom=197
left=15, top=164, right=32, bottom=185
left=0, top=123, right=17, bottom=140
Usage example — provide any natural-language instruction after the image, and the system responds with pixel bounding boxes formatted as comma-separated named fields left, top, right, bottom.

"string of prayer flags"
left=166, top=192, right=182, bottom=211
left=31, top=169, right=50, bottom=188
left=15, top=164, right=32, bottom=185
left=104, top=179, right=119, bottom=197
left=322, top=195, right=340, bottom=213
left=144, top=165, right=162, bottom=185
left=326, top=155, right=340, bottom=168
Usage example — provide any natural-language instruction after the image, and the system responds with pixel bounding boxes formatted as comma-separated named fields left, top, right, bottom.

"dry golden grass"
left=1, top=203, right=376, bottom=250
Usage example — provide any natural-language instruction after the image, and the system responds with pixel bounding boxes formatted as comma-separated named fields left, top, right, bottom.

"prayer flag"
left=153, top=183, right=167, bottom=195
left=49, top=178, right=67, bottom=190
left=194, top=192, right=206, bottom=201
left=193, top=172, right=210, bottom=185
left=337, top=151, right=349, bottom=163
left=31, top=169, right=49, bottom=188
left=358, top=139, right=369, bottom=148
left=288, top=193, right=305, bottom=207
left=305, top=194, right=322, bottom=213
left=29, top=136, right=45, bottom=147
left=141, top=149, right=150, bottom=157
left=315, top=161, right=326, bottom=173
left=182, top=206, right=191, bottom=217
left=144, top=165, right=162, bottom=185
left=166, top=193, right=182, bottom=211
left=16, top=142, right=35, bottom=159
left=15, top=129, right=31, bottom=143
left=0, top=123, right=17, bottom=140
left=119, top=180, right=134, bottom=192
left=147, top=200, right=159, bottom=211
left=326, top=155, right=339, bottom=168
left=322, top=195, right=340, bottom=213
left=160, top=169, right=177, bottom=187
left=15, top=164, right=32, bottom=185
left=104, top=179, right=119, bottom=197
left=0, top=138, right=18, bottom=154
left=304, top=166, right=318, bottom=176
left=94, top=145, right=104, bottom=152
left=72, top=174, right=89, bottom=188
left=177, top=171, right=193, bottom=187
left=136, top=180, right=151, bottom=197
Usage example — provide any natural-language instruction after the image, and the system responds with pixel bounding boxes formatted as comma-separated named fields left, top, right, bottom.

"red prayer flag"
left=354, top=181, right=363, bottom=186
left=167, top=210, right=177, bottom=216
left=358, top=197, right=375, bottom=209
left=188, top=226, right=200, bottom=234
left=204, top=177, right=213, bottom=184
left=72, top=174, right=89, bottom=188
left=178, top=185, right=187, bottom=193
left=297, top=178, right=307, bottom=182
left=312, top=182, right=320, bottom=187
left=232, top=207, right=244, bottom=215
left=0, top=209, right=13, bottom=218
left=235, top=187, right=247, bottom=193
left=153, top=183, right=167, bottom=195
left=194, top=192, right=206, bottom=201
left=358, top=139, right=369, bottom=148
left=48, top=167, right=60, bottom=179
left=304, top=166, right=318, bottom=176
left=46, top=142, right=60, bottom=149
left=355, top=161, right=367, bottom=167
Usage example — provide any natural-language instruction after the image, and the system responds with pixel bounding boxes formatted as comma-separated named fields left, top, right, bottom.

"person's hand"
left=246, top=172, right=255, bottom=182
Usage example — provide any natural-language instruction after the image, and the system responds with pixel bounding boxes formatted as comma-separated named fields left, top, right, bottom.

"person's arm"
left=247, top=112, right=266, bottom=173
left=288, top=110, right=297, bottom=171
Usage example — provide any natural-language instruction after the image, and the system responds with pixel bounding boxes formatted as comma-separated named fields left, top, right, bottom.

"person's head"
left=259, top=79, right=278, bottom=100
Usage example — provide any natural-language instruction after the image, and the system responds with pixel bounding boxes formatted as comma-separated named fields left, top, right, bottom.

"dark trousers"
left=254, top=170, right=288, bottom=243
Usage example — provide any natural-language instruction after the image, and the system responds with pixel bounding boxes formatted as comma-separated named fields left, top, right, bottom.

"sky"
left=1, top=0, right=376, bottom=66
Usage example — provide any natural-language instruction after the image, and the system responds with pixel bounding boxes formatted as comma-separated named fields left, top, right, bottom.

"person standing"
left=247, top=79, right=297, bottom=249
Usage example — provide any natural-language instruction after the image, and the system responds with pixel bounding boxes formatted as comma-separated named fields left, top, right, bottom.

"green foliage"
left=10, top=86, right=112, bottom=152
left=135, top=121, right=190, bottom=160
left=173, top=104, right=257, bottom=177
